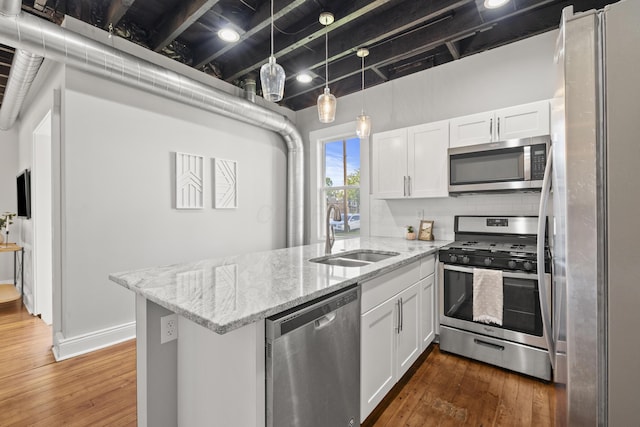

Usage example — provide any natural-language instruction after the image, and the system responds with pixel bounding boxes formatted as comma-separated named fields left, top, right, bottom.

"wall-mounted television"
left=17, top=169, right=31, bottom=219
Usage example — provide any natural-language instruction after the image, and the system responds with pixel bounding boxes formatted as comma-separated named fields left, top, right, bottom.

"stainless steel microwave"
left=448, top=136, right=550, bottom=194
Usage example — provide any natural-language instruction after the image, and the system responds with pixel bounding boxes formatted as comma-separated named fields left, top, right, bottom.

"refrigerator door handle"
left=537, top=148, right=555, bottom=369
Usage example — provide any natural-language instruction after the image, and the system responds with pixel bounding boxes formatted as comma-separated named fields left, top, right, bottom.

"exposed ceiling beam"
left=445, top=41, right=461, bottom=59
left=280, top=0, right=468, bottom=84
left=370, top=66, right=388, bottom=81
left=221, top=0, right=395, bottom=82
left=282, top=0, right=559, bottom=104
left=103, top=0, right=136, bottom=30
left=34, top=0, right=47, bottom=12
left=193, top=0, right=308, bottom=69
left=151, top=0, right=221, bottom=52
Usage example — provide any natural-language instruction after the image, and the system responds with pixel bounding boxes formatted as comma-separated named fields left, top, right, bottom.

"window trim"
left=308, top=122, right=370, bottom=244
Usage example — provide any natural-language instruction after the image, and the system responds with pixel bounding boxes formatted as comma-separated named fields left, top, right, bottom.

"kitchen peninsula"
left=109, top=237, right=449, bottom=427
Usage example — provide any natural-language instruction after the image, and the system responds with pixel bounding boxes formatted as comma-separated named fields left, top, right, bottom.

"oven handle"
left=536, top=147, right=555, bottom=370
left=443, top=263, right=538, bottom=281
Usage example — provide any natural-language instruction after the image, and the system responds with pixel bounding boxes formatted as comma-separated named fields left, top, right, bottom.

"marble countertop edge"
left=109, top=237, right=451, bottom=335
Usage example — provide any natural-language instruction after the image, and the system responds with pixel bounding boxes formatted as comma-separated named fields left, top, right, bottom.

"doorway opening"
left=32, top=110, right=53, bottom=325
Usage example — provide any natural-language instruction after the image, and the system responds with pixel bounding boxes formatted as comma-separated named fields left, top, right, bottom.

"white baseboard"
left=52, top=321, right=136, bottom=361
left=22, top=291, right=35, bottom=314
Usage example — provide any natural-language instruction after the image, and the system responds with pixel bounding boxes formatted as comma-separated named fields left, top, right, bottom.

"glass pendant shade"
left=318, top=87, right=337, bottom=123
left=356, top=114, right=371, bottom=138
left=260, top=55, right=285, bottom=102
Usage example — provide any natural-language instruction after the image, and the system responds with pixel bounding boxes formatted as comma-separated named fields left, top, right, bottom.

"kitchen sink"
left=309, top=250, right=400, bottom=267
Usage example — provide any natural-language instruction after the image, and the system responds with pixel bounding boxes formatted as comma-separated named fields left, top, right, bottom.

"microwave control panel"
left=530, top=144, right=547, bottom=180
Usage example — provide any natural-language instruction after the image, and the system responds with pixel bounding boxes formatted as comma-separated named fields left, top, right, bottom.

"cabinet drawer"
left=361, top=262, right=420, bottom=314
left=419, top=255, right=435, bottom=279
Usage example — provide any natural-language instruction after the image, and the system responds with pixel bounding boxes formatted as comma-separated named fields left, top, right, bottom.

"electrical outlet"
left=417, top=209, right=424, bottom=219
left=160, top=314, right=178, bottom=344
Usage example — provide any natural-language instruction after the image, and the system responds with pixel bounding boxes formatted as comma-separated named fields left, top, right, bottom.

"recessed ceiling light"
left=296, top=73, right=313, bottom=83
left=484, top=0, right=509, bottom=9
left=218, top=28, right=240, bottom=42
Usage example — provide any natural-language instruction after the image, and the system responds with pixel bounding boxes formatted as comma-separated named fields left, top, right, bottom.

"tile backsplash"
left=369, top=193, right=542, bottom=241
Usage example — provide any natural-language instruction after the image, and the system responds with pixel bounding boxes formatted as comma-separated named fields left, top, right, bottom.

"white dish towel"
left=472, top=268, right=504, bottom=326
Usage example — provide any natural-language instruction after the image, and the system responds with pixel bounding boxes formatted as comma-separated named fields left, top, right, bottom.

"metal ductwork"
left=0, top=50, right=43, bottom=130
left=0, top=0, right=44, bottom=130
left=0, top=11, right=304, bottom=246
left=0, top=0, right=20, bottom=16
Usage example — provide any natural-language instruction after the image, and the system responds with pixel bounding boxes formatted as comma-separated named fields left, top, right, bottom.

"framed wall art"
left=418, top=220, right=434, bottom=241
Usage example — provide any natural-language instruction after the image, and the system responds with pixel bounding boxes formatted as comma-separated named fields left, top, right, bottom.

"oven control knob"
left=450, top=254, right=458, bottom=262
left=508, top=260, right=517, bottom=269
left=523, top=261, right=533, bottom=271
left=484, top=258, right=492, bottom=266
left=462, top=256, right=470, bottom=264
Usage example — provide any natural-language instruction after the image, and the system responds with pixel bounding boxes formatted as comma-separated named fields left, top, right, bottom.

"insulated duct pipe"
left=0, top=0, right=20, bottom=16
left=0, top=50, right=44, bottom=130
left=0, top=12, right=304, bottom=246
left=0, top=0, right=44, bottom=130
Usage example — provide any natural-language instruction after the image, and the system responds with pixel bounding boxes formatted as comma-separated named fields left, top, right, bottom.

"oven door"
left=438, top=263, right=551, bottom=350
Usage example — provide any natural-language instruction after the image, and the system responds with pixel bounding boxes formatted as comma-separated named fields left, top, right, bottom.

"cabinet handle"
left=397, top=300, right=401, bottom=334
left=407, top=176, right=412, bottom=197
left=403, top=176, right=407, bottom=197
left=489, top=118, right=493, bottom=140
left=497, top=117, right=501, bottom=140
left=400, top=297, right=403, bottom=332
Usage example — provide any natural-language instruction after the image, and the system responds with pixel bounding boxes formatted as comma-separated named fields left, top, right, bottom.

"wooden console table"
left=0, top=243, right=24, bottom=297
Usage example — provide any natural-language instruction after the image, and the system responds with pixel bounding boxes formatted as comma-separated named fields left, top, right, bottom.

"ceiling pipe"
left=0, top=11, right=304, bottom=247
left=0, top=0, right=44, bottom=130
left=0, top=0, right=20, bottom=16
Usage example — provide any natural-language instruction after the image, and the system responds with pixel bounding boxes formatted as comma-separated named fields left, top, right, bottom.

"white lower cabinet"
left=360, top=256, right=436, bottom=422
left=419, top=274, right=436, bottom=351
left=360, top=297, right=397, bottom=420
left=396, top=283, right=421, bottom=378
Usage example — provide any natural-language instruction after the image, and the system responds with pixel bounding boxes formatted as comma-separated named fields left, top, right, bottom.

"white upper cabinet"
left=494, top=100, right=550, bottom=141
left=371, top=128, right=407, bottom=198
left=407, top=121, right=449, bottom=198
left=372, top=120, right=449, bottom=199
left=449, top=100, right=550, bottom=148
left=448, top=111, right=495, bottom=148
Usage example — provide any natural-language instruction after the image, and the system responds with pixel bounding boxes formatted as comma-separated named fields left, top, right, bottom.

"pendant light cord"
left=324, top=28, right=329, bottom=89
left=361, top=55, right=365, bottom=113
left=270, top=0, right=274, bottom=57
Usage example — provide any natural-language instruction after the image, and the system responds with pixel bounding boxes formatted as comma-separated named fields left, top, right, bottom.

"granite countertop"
left=109, top=237, right=451, bottom=334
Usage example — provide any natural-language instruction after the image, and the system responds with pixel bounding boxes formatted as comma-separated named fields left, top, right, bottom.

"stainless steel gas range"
left=438, top=215, right=552, bottom=381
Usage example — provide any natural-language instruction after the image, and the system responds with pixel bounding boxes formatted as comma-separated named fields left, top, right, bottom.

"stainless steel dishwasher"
left=266, top=284, right=360, bottom=427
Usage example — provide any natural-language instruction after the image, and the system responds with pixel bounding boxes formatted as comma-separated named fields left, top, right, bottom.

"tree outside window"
left=322, top=137, right=360, bottom=238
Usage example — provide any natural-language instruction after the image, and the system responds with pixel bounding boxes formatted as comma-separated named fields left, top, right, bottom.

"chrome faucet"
left=325, top=204, right=342, bottom=254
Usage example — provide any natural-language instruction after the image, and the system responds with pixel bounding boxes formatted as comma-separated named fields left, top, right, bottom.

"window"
left=322, top=137, right=360, bottom=239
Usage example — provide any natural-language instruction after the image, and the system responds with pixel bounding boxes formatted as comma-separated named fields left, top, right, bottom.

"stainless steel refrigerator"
left=538, top=1, right=640, bottom=425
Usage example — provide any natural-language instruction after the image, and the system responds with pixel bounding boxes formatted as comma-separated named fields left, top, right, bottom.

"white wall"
left=14, top=56, right=287, bottom=357
left=0, top=127, right=18, bottom=280
left=56, top=67, right=286, bottom=355
left=297, top=30, right=558, bottom=240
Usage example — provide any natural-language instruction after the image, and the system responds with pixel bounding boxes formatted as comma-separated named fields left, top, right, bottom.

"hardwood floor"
left=365, top=345, right=555, bottom=427
left=1, top=299, right=554, bottom=427
left=0, top=300, right=137, bottom=426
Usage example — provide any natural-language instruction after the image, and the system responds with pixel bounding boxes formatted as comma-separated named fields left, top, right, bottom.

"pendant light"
left=260, top=0, right=285, bottom=102
left=317, top=12, right=336, bottom=123
left=355, top=48, right=371, bottom=138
